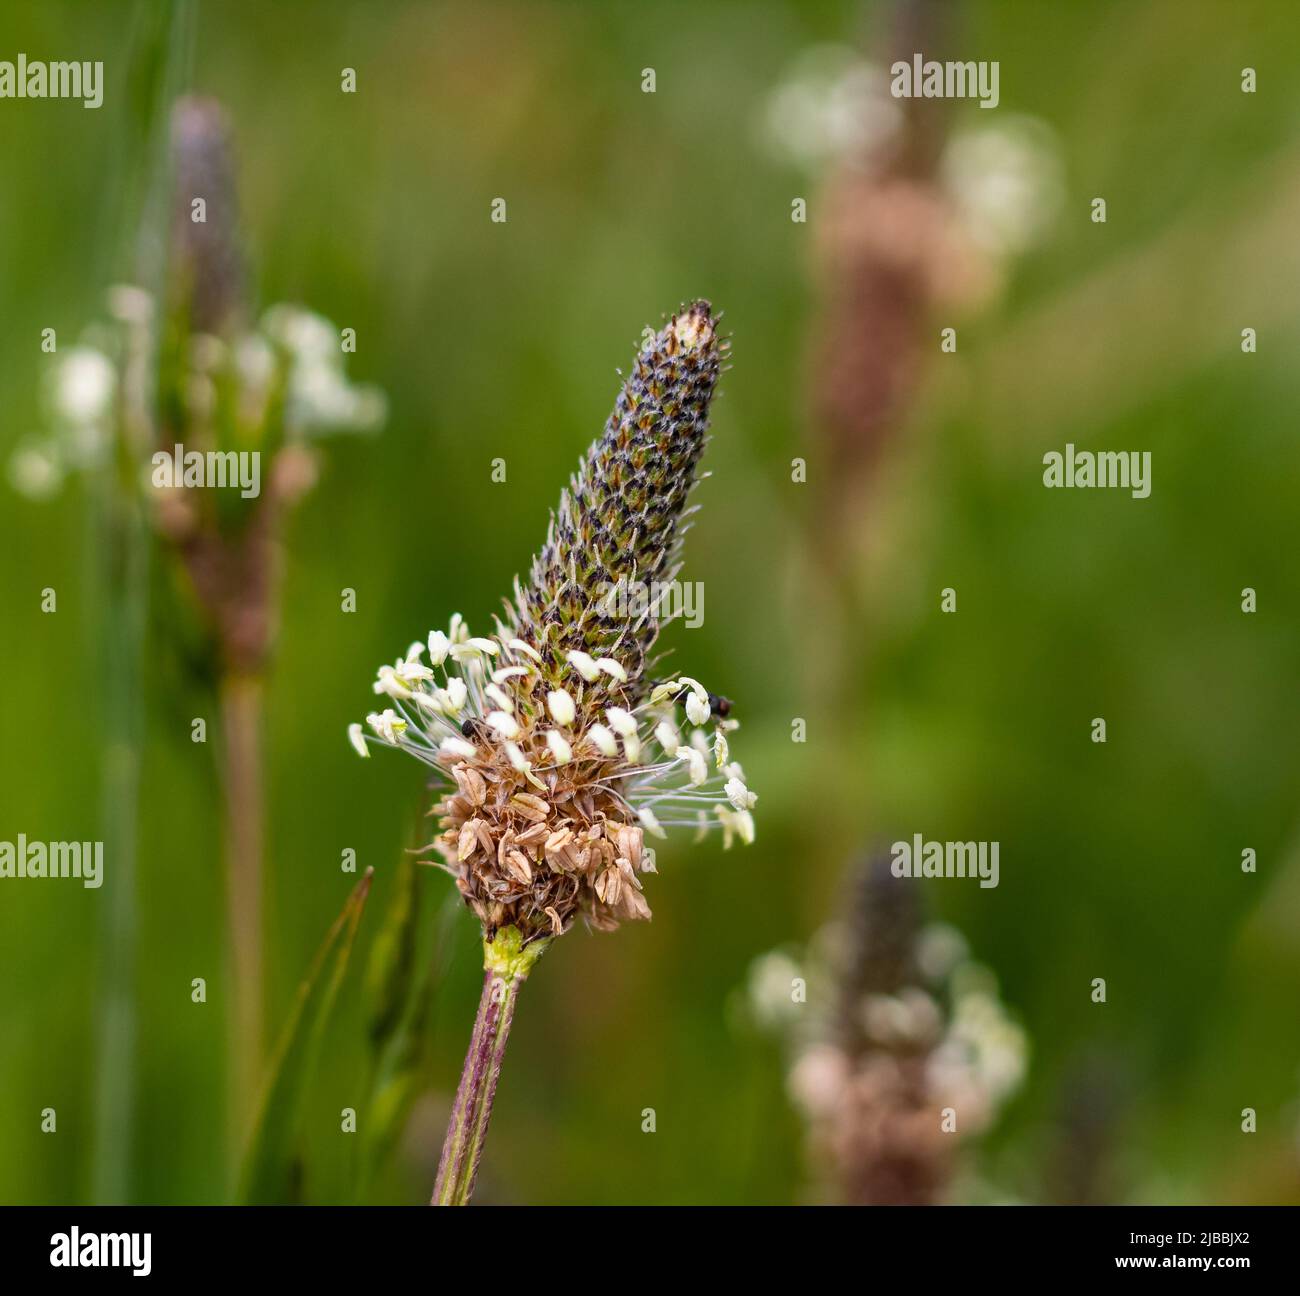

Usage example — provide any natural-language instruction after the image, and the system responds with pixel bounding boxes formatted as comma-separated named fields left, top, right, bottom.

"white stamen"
left=366, top=709, right=407, bottom=744
left=427, top=630, right=450, bottom=665
left=567, top=650, right=601, bottom=681
left=451, top=636, right=500, bottom=662
left=508, top=638, right=543, bottom=662
left=675, top=745, right=708, bottom=786
left=486, top=711, right=520, bottom=740
left=547, top=689, right=577, bottom=726
left=596, top=657, right=627, bottom=683
left=606, top=707, right=637, bottom=738
left=725, top=777, right=757, bottom=811
left=587, top=724, right=618, bottom=756
left=649, top=679, right=682, bottom=705
left=374, top=665, right=412, bottom=699
left=714, top=730, right=730, bottom=769
left=484, top=683, right=515, bottom=713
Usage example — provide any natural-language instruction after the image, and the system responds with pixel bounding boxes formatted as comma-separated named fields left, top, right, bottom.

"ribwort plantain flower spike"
left=511, top=300, right=720, bottom=699
left=350, top=302, right=755, bottom=956
left=353, top=301, right=754, bottom=1204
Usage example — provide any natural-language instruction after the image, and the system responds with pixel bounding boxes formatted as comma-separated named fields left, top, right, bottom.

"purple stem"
left=431, top=968, right=522, bottom=1205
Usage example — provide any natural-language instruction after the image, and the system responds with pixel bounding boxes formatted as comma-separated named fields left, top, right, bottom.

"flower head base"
left=350, top=303, right=753, bottom=945
left=356, top=616, right=752, bottom=944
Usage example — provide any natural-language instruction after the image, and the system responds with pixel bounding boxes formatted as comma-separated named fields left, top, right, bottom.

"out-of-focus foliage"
left=240, top=869, right=371, bottom=1204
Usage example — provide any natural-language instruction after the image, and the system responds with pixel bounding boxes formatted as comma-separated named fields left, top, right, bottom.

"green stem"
left=91, top=486, right=147, bottom=1204
left=431, top=928, right=548, bottom=1206
left=89, top=0, right=195, bottom=1204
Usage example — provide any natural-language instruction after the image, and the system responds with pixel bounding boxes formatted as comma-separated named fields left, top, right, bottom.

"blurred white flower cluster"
left=745, top=911, right=1026, bottom=1204
left=761, top=44, right=1064, bottom=261
left=751, top=920, right=1026, bottom=1131
left=761, top=45, right=904, bottom=172
left=940, top=116, right=1064, bottom=257
left=8, top=293, right=385, bottom=501
left=262, top=304, right=387, bottom=437
left=922, top=947, right=1029, bottom=1131
left=9, top=317, right=127, bottom=501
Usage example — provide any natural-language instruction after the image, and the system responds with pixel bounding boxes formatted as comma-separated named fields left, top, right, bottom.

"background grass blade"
left=239, top=869, right=374, bottom=1204
left=364, top=851, right=420, bottom=1060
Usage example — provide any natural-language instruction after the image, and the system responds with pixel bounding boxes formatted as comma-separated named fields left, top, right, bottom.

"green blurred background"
left=2, top=0, right=1298, bottom=1205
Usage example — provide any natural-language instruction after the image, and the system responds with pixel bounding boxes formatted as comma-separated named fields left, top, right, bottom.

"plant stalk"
left=91, top=485, right=147, bottom=1204
left=219, top=669, right=265, bottom=1150
left=431, top=927, right=547, bottom=1205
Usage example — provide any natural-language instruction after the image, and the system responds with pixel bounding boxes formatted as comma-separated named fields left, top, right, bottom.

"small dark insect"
left=461, top=717, right=489, bottom=740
